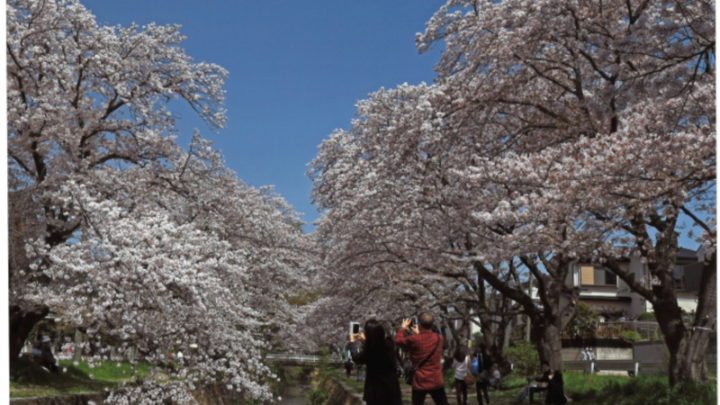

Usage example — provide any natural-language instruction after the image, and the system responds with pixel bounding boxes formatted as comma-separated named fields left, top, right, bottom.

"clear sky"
left=82, top=0, right=445, bottom=231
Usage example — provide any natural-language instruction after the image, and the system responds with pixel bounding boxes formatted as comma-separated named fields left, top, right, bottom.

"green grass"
left=61, top=359, right=152, bottom=382
left=327, top=368, right=717, bottom=405
left=10, top=356, right=152, bottom=398
left=563, top=371, right=658, bottom=396
left=568, top=373, right=717, bottom=405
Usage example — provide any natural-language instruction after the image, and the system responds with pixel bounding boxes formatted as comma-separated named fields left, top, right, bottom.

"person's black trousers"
left=411, top=387, right=448, bottom=405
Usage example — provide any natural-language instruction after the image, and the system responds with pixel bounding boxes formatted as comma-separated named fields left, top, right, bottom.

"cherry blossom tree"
left=311, top=0, right=714, bottom=385
left=8, top=0, right=314, bottom=401
left=309, top=83, right=590, bottom=370
left=418, top=0, right=715, bottom=384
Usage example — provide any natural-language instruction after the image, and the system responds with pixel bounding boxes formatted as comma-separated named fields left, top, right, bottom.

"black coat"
left=538, top=370, right=567, bottom=405
left=350, top=340, right=402, bottom=405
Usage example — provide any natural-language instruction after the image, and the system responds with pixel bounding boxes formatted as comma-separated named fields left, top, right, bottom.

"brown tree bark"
left=531, top=321, right=564, bottom=370
left=10, top=304, right=49, bottom=366
left=471, top=257, right=577, bottom=372
left=655, top=251, right=716, bottom=385
left=603, top=212, right=716, bottom=386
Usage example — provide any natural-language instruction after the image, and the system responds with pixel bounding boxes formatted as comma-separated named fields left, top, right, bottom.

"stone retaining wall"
left=320, top=377, right=364, bottom=405
left=10, top=384, right=240, bottom=405
left=10, top=392, right=107, bottom=405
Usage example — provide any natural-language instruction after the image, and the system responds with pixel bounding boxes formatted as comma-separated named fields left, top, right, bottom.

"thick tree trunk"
left=654, top=251, right=716, bottom=386
left=469, top=257, right=574, bottom=372
left=530, top=320, right=564, bottom=370
left=670, top=330, right=712, bottom=384
left=9, top=305, right=49, bottom=366
left=655, top=303, right=713, bottom=385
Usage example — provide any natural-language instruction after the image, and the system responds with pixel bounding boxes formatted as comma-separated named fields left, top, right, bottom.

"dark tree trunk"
left=470, top=257, right=574, bottom=372
left=670, top=329, right=712, bottom=384
left=653, top=251, right=716, bottom=386
left=9, top=305, right=49, bottom=366
left=443, top=313, right=468, bottom=363
left=530, top=320, right=564, bottom=370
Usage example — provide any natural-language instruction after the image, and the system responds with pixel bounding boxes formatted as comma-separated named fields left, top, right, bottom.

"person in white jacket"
left=451, top=347, right=470, bottom=405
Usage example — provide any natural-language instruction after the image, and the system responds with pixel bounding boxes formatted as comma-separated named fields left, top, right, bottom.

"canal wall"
left=10, top=392, right=106, bottom=405
left=9, top=384, right=241, bottom=405
left=319, top=377, right=364, bottom=405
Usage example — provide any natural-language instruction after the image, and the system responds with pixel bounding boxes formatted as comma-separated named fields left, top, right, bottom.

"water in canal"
left=275, top=366, right=314, bottom=405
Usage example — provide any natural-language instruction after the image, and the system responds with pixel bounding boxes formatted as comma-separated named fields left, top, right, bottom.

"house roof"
left=593, top=246, right=699, bottom=263
left=676, top=247, right=699, bottom=260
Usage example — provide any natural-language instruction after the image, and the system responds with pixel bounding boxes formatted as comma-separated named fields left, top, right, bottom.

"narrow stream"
left=275, top=366, right=314, bottom=405
left=278, top=383, right=310, bottom=405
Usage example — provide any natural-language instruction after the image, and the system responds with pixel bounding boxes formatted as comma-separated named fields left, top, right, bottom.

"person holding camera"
left=349, top=319, right=403, bottom=405
left=395, top=313, right=447, bottom=405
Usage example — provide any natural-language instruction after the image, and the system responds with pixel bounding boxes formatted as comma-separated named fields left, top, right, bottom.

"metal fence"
left=265, top=354, right=345, bottom=365
left=265, top=354, right=323, bottom=363
left=564, top=359, right=717, bottom=376
left=594, top=321, right=661, bottom=340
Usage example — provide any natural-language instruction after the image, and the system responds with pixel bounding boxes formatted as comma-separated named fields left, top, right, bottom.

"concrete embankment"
left=9, top=371, right=360, bottom=405
left=9, top=384, right=241, bottom=405
left=318, top=377, right=364, bottom=405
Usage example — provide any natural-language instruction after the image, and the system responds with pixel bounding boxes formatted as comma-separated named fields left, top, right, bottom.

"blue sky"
left=82, top=0, right=444, bottom=230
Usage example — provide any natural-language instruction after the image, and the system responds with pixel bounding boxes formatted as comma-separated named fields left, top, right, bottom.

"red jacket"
left=395, top=328, right=444, bottom=390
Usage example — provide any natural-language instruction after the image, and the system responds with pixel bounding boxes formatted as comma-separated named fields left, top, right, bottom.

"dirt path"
left=399, top=383, right=525, bottom=405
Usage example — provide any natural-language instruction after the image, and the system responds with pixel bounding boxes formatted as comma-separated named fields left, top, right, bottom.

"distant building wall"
left=677, top=294, right=699, bottom=313
left=561, top=346, right=633, bottom=361
left=633, top=341, right=669, bottom=363
left=596, top=347, right=633, bottom=360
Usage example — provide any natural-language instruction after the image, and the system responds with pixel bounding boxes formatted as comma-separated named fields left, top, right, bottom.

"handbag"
left=404, top=336, right=441, bottom=385
left=463, top=372, right=477, bottom=384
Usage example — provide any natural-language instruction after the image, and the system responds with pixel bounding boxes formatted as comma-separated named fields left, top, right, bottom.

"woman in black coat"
left=349, top=319, right=403, bottom=405
left=537, top=361, right=567, bottom=405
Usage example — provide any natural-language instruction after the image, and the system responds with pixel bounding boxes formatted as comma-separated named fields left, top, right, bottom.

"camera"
left=410, top=316, right=418, bottom=328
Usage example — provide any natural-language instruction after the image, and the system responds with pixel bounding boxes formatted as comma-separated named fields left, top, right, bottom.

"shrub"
left=620, top=330, right=642, bottom=342
left=505, top=341, right=539, bottom=377
left=564, top=302, right=599, bottom=339
left=637, top=312, right=656, bottom=321
left=307, top=388, right=328, bottom=405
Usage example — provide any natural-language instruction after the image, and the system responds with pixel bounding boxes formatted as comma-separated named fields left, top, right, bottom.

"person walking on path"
left=349, top=319, right=403, bottom=405
left=343, top=341, right=355, bottom=378
left=451, top=347, right=470, bottom=405
left=395, top=313, right=448, bottom=405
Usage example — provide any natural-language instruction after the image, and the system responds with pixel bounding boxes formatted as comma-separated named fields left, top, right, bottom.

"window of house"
left=580, top=265, right=617, bottom=286
left=604, top=271, right=617, bottom=286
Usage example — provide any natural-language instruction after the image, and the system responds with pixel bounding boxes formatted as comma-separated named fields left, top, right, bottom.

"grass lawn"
left=10, top=356, right=151, bottom=398
left=330, top=368, right=717, bottom=405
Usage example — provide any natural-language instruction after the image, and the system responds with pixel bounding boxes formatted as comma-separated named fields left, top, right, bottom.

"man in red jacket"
left=396, top=313, right=447, bottom=405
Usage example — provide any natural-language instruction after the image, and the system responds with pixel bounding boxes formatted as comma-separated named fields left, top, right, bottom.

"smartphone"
left=410, top=316, right=418, bottom=327
left=349, top=322, right=361, bottom=335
